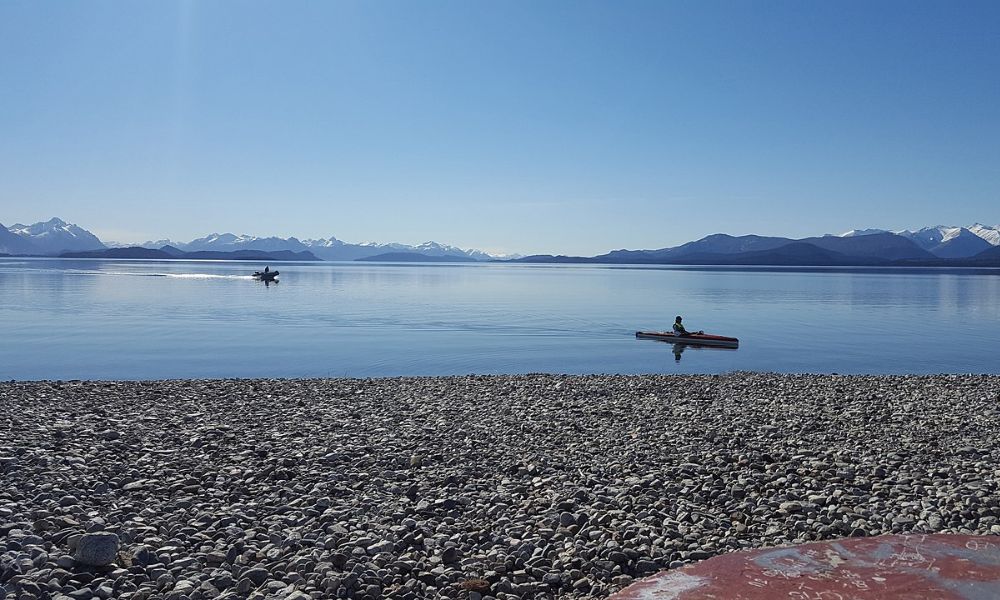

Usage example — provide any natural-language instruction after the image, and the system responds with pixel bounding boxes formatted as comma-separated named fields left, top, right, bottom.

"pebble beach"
left=2, top=373, right=999, bottom=600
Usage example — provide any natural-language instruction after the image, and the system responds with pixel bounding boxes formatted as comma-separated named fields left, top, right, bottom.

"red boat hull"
left=635, top=331, right=739, bottom=347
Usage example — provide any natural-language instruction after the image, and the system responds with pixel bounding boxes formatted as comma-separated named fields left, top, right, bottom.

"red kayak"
left=635, top=331, right=739, bottom=348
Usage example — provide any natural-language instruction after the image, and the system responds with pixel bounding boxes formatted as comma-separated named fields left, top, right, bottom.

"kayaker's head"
left=675, top=316, right=682, bottom=323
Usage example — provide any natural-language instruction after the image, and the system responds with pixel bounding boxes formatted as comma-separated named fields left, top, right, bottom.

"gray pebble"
left=1, top=374, right=998, bottom=599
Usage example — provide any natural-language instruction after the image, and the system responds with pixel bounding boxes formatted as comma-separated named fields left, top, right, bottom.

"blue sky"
left=1, top=1, right=998, bottom=255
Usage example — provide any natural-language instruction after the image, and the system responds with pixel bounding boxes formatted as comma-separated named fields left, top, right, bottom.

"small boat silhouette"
left=252, top=269, right=278, bottom=281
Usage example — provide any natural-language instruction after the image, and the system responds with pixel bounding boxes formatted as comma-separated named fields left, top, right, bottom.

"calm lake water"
left=2, top=258, right=999, bottom=380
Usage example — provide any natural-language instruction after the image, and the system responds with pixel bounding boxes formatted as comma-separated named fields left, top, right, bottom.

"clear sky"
left=1, top=1, right=998, bottom=255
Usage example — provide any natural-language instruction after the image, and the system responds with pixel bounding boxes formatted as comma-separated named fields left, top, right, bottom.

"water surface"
left=2, top=258, right=999, bottom=379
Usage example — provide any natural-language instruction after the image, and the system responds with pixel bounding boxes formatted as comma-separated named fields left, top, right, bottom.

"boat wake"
left=164, top=273, right=254, bottom=280
left=61, top=270, right=254, bottom=280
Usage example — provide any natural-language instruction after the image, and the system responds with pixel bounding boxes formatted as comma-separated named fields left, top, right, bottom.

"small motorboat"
left=635, top=331, right=739, bottom=348
left=252, top=270, right=279, bottom=281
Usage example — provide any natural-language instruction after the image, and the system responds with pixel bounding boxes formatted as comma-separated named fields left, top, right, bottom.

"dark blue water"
left=2, top=258, right=999, bottom=380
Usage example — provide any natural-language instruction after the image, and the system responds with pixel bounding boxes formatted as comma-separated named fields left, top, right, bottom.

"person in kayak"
left=673, top=316, right=703, bottom=337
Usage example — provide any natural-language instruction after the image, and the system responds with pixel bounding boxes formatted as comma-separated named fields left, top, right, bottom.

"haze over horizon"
left=2, top=1, right=998, bottom=255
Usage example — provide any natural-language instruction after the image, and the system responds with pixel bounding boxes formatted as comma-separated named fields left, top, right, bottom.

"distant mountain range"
left=518, top=224, right=1000, bottom=267
left=61, top=247, right=321, bottom=261
left=2, top=217, right=1000, bottom=266
left=355, top=251, right=478, bottom=262
left=0, top=218, right=517, bottom=261
left=131, top=232, right=512, bottom=261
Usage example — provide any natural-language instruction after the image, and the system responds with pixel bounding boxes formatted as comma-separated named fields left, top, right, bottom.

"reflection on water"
left=666, top=343, right=739, bottom=363
left=635, top=337, right=740, bottom=363
left=1, top=258, right=999, bottom=380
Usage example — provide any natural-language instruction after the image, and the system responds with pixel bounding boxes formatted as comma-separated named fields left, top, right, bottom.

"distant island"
left=355, top=252, right=478, bottom=262
left=60, top=247, right=321, bottom=262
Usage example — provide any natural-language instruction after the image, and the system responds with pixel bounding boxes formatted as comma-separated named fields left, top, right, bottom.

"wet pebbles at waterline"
left=1, top=374, right=999, bottom=600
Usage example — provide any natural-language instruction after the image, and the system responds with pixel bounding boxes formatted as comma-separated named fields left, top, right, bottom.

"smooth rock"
left=74, top=532, right=120, bottom=567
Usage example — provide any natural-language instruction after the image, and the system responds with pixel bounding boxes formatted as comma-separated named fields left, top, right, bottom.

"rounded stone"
left=73, top=532, right=120, bottom=566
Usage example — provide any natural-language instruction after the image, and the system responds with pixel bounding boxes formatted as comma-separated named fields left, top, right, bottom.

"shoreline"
left=6, top=370, right=1000, bottom=384
left=3, top=373, right=999, bottom=599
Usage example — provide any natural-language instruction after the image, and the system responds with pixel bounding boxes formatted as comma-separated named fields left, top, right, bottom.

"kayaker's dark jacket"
left=673, top=322, right=689, bottom=335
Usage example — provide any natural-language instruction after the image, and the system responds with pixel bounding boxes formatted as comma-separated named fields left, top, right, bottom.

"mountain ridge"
left=355, top=252, right=479, bottom=263
left=0, top=221, right=42, bottom=255
left=5, top=217, right=515, bottom=260
left=839, top=224, right=1000, bottom=258
left=4, top=217, right=105, bottom=255
left=60, top=247, right=321, bottom=261
left=5, top=217, right=1000, bottom=266
left=514, top=231, right=1000, bottom=266
left=141, top=232, right=509, bottom=261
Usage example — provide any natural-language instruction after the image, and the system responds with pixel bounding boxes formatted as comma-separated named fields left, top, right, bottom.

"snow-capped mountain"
left=969, top=223, right=1000, bottom=246
left=6, top=218, right=105, bottom=254
left=300, top=238, right=502, bottom=261
left=839, top=228, right=889, bottom=237
left=411, top=241, right=496, bottom=261
left=177, top=233, right=311, bottom=253
left=297, top=236, right=410, bottom=260
left=838, top=224, right=1000, bottom=258
left=896, top=226, right=991, bottom=259
left=0, top=222, right=41, bottom=254
left=135, top=239, right=187, bottom=249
